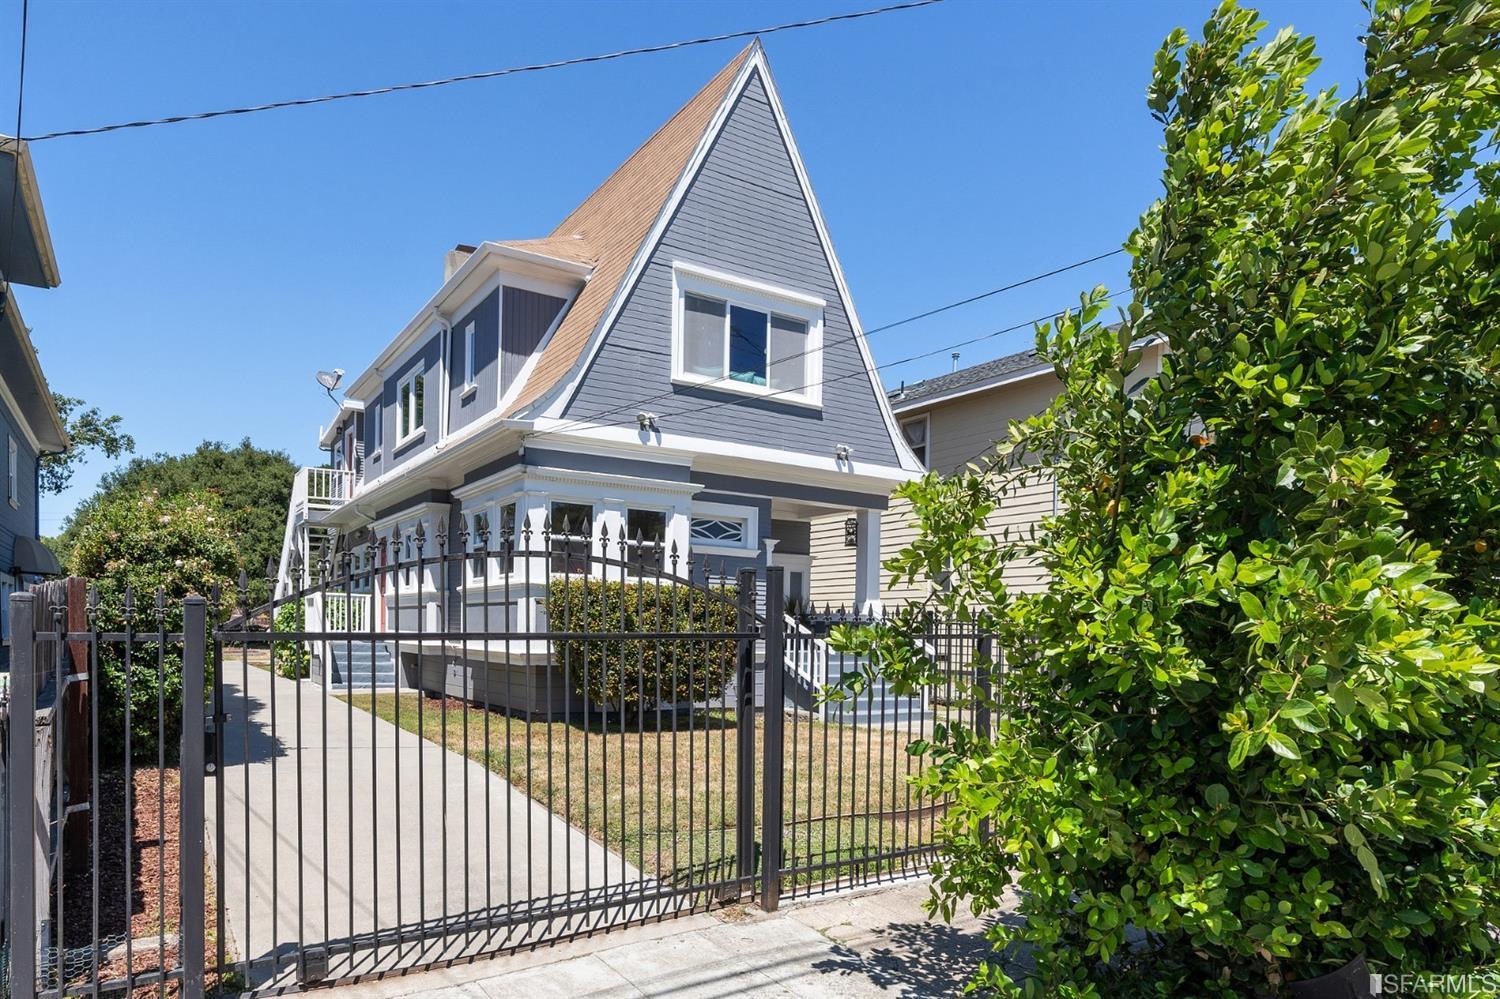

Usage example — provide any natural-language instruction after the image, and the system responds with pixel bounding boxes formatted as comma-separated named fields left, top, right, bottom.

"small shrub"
left=273, top=600, right=309, bottom=680
left=545, top=577, right=740, bottom=712
left=68, top=489, right=238, bottom=762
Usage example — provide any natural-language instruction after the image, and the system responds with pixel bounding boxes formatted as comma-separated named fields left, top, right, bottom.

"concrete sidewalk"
left=331, top=879, right=1010, bottom=999
left=211, top=662, right=639, bottom=987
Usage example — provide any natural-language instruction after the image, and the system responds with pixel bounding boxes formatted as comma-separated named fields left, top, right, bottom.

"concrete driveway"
left=209, top=662, right=644, bottom=988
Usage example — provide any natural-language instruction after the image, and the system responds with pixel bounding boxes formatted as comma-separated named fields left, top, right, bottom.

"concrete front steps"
left=325, top=641, right=398, bottom=690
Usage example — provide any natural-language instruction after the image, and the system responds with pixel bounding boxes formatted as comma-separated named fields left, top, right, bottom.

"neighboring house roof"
left=1, top=284, right=69, bottom=453
left=501, top=45, right=755, bottom=417
left=888, top=347, right=1048, bottom=413
left=0, top=136, right=61, bottom=289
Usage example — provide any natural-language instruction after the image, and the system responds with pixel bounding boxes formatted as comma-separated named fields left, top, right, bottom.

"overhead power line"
left=542, top=245, right=1128, bottom=437
left=538, top=297, right=1126, bottom=444
left=23, top=0, right=944, bottom=142
left=4, top=0, right=29, bottom=275
left=862, top=248, right=1125, bottom=336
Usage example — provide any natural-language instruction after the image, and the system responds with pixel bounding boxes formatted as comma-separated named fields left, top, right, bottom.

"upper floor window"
left=672, top=263, right=824, bottom=407
left=368, top=400, right=383, bottom=456
left=461, top=322, right=477, bottom=392
left=397, top=368, right=425, bottom=445
left=900, top=415, right=929, bottom=469
left=7, top=436, right=17, bottom=509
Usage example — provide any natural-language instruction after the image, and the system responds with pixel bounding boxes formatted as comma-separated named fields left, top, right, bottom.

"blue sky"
left=8, top=0, right=1372, bottom=534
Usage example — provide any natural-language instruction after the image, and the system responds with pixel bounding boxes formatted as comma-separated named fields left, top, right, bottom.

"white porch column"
left=853, top=507, right=882, bottom=615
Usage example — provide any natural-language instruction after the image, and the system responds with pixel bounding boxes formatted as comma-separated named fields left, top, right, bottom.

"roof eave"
left=2, top=287, right=68, bottom=452
left=1, top=136, right=61, bottom=289
left=889, top=361, right=1054, bottom=414
left=345, top=242, right=593, bottom=400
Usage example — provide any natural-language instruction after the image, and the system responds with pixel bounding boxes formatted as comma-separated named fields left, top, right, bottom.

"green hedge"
left=545, top=577, right=741, bottom=712
left=273, top=600, right=309, bottom=679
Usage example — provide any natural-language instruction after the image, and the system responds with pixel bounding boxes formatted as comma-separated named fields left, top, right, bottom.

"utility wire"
left=535, top=300, right=1117, bottom=443
left=862, top=248, right=1125, bottom=336
left=542, top=246, right=1128, bottom=437
left=22, top=0, right=943, bottom=142
left=3, top=0, right=29, bottom=287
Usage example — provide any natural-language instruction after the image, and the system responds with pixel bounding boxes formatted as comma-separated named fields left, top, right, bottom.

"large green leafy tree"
left=840, top=2, right=1500, bottom=995
left=38, top=392, right=135, bottom=495
left=56, top=439, right=296, bottom=607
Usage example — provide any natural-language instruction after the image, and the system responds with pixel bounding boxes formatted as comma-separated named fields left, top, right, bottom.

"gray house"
left=276, top=43, right=922, bottom=703
left=0, top=137, right=69, bottom=669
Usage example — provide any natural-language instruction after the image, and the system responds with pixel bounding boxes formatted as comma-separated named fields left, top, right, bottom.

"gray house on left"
left=0, top=137, right=70, bottom=669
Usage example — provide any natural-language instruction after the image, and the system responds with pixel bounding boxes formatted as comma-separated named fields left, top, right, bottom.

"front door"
left=344, top=429, right=357, bottom=496
left=777, top=553, right=812, bottom=613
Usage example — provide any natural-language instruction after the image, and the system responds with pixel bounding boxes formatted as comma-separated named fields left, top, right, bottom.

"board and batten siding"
left=446, top=286, right=566, bottom=435
left=448, top=288, right=500, bottom=435
left=381, top=333, right=442, bottom=472
left=809, top=372, right=1065, bottom=607
left=560, top=71, right=899, bottom=465
left=502, top=287, right=566, bottom=398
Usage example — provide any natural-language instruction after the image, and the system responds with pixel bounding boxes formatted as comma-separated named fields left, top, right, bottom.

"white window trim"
left=7, top=436, right=17, bottom=510
left=900, top=413, right=930, bottom=470
left=395, top=366, right=427, bottom=448
left=461, top=321, right=478, bottom=397
left=670, top=261, right=825, bottom=409
left=688, top=500, right=759, bottom=557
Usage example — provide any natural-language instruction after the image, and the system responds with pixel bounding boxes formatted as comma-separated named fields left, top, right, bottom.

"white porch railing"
left=275, top=467, right=358, bottom=598
left=308, top=591, right=371, bottom=632
left=784, top=614, right=831, bottom=720
left=305, top=467, right=356, bottom=510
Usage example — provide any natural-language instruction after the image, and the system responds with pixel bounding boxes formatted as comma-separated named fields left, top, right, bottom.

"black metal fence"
left=5, top=526, right=987, bottom=999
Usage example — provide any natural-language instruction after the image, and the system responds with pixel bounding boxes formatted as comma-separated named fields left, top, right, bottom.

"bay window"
left=549, top=501, right=593, bottom=574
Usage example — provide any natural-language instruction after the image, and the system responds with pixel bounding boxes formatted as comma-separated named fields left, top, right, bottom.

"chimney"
left=951, top=351, right=961, bottom=372
left=445, top=243, right=478, bottom=283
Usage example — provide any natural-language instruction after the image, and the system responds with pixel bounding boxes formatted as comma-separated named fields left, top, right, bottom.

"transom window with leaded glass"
left=690, top=517, right=746, bottom=546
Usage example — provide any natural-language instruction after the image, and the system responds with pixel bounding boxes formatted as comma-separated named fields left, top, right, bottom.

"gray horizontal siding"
left=449, top=289, right=500, bottom=435
left=0, top=389, right=38, bottom=576
left=562, top=71, right=900, bottom=466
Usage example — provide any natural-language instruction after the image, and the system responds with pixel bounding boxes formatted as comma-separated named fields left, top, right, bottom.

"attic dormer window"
left=672, top=262, right=824, bottom=408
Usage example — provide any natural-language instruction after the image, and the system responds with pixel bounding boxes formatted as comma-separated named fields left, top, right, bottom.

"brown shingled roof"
left=502, top=43, right=755, bottom=416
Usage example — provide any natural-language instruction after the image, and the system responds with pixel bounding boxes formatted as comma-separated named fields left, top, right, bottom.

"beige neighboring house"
left=809, top=340, right=1165, bottom=610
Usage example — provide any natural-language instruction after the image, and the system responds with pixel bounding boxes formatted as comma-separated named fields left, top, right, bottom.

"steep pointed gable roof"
left=502, top=44, right=755, bottom=416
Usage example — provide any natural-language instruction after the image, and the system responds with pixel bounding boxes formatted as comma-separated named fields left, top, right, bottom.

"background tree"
left=38, top=392, right=134, bottom=495
left=57, top=439, right=296, bottom=607
left=841, top=2, right=1500, bottom=995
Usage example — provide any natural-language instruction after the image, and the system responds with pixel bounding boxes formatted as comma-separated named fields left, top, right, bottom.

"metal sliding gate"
left=6, top=530, right=985, bottom=999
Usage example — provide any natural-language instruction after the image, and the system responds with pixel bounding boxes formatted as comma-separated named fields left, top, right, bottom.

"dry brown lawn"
left=342, top=691, right=941, bottom=889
